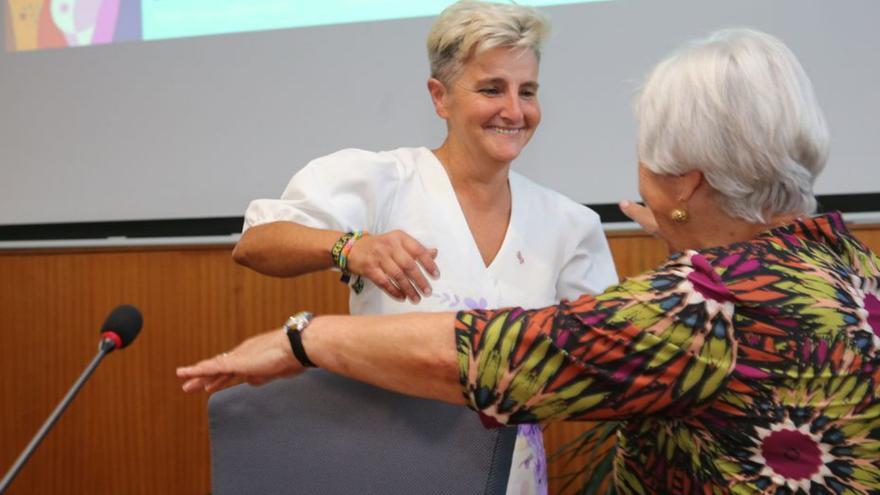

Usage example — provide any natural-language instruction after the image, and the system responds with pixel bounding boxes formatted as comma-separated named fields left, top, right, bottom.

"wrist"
left=300, top=316, right=335, bottom=371
left=330, top=230, right=368, bottom=292
left=283, top=311, right=317, bottom=368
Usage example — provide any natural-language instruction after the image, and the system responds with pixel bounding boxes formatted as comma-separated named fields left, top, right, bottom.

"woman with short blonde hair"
left=229, top=2, right=617, bottom=493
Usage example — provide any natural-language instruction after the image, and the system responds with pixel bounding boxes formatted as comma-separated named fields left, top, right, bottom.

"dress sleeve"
left=456, top=251, right=737, bottom=425
left=242, top=149, right=403, bottom=233
left=555, top=208, right=618, bottom=299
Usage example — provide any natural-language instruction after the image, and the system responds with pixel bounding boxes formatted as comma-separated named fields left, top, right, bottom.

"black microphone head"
left=100, top=305, right=143, bottom=349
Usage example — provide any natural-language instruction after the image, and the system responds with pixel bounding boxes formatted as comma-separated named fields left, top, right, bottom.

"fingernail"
left=620, top=200, right=630, bottom=207
left=423, top=287, right=432, bottom=297
left=432, top=269, right=440, bottom=279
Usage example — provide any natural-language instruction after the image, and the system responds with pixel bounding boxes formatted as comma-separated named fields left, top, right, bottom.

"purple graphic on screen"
left=113, top=0, right=141, bottom=42
left=92, top=0, right=119, bottom=43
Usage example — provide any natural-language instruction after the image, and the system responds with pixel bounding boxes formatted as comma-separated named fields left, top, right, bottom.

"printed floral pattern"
left=433, top=292, right=488, bottom=310
left=456, top=213, right=880, bottom=494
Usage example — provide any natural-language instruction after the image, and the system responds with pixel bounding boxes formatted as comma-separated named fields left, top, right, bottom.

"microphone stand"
left=0, top=338, right=116, bottom=493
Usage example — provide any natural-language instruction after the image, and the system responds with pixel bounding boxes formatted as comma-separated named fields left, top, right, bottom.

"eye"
left=478, top=87, right=502, bottom=96
left=520, top=88, right=538, bottom=99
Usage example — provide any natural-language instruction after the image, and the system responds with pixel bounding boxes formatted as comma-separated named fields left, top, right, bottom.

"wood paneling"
left=0, top=225, right=877, bottom=494
left=0, top=248, right=349, bottom=495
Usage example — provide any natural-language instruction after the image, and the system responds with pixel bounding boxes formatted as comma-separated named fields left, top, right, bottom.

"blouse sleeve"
left=242, top=149, right=404, bottom=233
left=455, top=250, right=738, bottom=425
left=555, top=207, right=619, bottom=300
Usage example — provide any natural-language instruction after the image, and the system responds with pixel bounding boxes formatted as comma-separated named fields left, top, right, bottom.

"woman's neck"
left=674, top=211, right=801, bottom=252
left=431, top=140, right=513, bottom=267
left=432, top=140, right=510, bottom=201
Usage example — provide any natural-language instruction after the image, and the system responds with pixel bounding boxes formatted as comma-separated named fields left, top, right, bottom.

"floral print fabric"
left=456, top=213, right=880, bottom=494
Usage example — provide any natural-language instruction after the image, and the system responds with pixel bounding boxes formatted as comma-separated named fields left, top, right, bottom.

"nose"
left=499, top=92, right=524, bottom=123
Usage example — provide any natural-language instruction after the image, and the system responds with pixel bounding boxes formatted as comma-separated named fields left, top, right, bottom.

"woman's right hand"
left=346, top=231, right=439, bottom=304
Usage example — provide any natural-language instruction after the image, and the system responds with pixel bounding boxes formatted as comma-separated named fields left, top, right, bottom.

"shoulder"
left=305, top=147, right=412, bottom=173
left=695, top=235, right=788, bottom=285
left=646, top=242, right=775, bottom=308
left=511, top=171, right=602, bottom=229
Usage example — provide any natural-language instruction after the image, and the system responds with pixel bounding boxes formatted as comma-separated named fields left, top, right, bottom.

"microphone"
left=0, top=305, right=143, bottom=494
left=99, top=304, right=143, bottom=352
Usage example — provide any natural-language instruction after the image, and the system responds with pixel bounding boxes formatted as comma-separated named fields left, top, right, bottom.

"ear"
left=427, top=78, right=450, bottom=120
left=677, top=169, right=704, bottom=203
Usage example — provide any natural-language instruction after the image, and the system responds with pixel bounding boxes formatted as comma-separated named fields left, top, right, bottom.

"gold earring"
left=670, top=208, right=689, bottom=223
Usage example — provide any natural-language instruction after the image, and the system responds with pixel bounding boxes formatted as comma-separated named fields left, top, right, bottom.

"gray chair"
left=208, top=371, right=516, bottom=495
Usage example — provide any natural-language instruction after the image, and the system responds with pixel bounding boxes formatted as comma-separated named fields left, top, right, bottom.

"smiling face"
left=431, top=46, right=541, bottom=166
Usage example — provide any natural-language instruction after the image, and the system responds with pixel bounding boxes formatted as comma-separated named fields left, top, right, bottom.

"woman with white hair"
left=230, top=1, right=618, bottom=493
left=182, top=28, right=880, bottom=494
left=620, top=28, right=830, bottom=244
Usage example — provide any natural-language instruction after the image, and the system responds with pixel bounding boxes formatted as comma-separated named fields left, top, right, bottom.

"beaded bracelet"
left=338, top=230, right=364, bottom=273
left=330, top=230, right=366, bottom=290
left=330, top=232, right=354, bottom=269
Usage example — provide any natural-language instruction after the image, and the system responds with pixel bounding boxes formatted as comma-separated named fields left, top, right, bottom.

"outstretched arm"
left=177, top=312, right=463, bottom=404
left=179, top=251, right=736, bottom=426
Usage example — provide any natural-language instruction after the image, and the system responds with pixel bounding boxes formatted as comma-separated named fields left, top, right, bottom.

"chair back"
left=209, top=371, right=516, bottom=495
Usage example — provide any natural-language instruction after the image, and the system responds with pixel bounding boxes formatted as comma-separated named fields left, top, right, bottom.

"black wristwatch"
left=283, top=311, right=317, bottom=368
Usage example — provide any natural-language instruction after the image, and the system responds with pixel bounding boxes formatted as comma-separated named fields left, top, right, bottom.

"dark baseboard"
left=0, top=217, right=243, bottom=241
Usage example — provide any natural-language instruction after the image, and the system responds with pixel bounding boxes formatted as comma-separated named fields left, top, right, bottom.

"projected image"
left=5, top=0, right=142, bottom=51
left=140, top=0, right=596, bottom=40
left=5, top=0, right=604, bottom=52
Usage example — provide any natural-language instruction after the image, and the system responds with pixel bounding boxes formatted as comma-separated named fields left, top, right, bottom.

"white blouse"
left=243, top=147, right=619, bottom=494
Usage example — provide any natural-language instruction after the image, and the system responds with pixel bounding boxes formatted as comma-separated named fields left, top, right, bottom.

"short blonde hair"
left=427, top=1, right=550, bottom=85
left=636, top=29, right=830, bottom=223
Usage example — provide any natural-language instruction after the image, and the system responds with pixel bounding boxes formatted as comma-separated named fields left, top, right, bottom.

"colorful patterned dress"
left=456, top=213, right=880, bottom=494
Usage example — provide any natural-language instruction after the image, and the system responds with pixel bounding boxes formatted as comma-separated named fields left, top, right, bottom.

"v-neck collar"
left=419, top=147, right=520, bottom=271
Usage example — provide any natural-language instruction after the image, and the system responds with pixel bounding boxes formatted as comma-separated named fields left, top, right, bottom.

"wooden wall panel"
left=0, top=225, right=877, bottom=494
left=0, top=248, right=349, bottom=495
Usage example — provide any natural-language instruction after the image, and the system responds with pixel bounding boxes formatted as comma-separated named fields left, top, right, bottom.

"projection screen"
left=1, top=0, right=878, bottom=244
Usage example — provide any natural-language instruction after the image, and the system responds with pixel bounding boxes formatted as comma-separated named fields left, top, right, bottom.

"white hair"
left=427, top=1, right=550, bottom=86
left=635, top=28, right=830, bottom=223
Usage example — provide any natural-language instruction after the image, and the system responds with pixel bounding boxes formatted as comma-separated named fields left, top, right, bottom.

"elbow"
left=231, top=240, right=253, bottom=267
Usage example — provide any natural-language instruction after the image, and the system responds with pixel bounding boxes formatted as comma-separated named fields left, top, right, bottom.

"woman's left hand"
left=177, top=328, right=303, bottom=393
left=619, top=200, right=659, bottom=235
